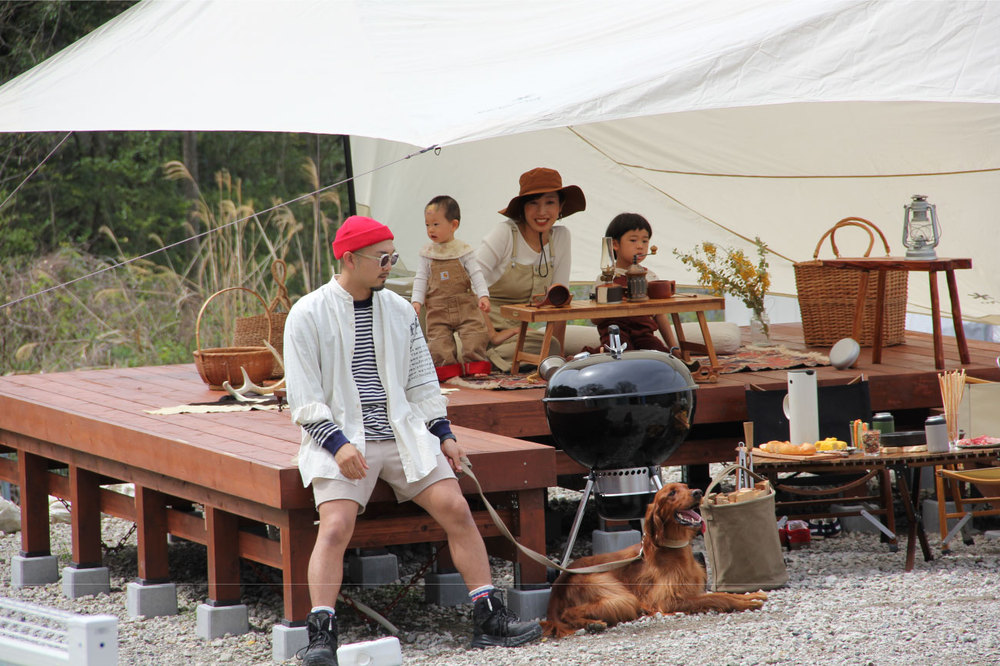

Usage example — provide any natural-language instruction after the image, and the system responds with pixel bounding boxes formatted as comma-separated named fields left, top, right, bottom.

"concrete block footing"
left=338, top=636, right=403, bottom=665
left=505, top=587, right=550, bottom=621
left=10, top=554, right=59, bottom=587
left=126, top=581, right=178, bottom=618
left=61, top=565, right=111, bottom=598
left=592, top=529, right=641, bottom=555
left=922, top=498, right=970, bottom=535
left=424, top=571, right=468, bottom=607
left=830, top=504, right=882, bottom=535
left=195, top=603, right=249, bottom=639
left=346, top=552, right=399, bottom=590
left=272, top=624, right=308, bottom=662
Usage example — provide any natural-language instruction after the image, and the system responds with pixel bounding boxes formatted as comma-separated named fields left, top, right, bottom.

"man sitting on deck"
left=283, top=215, right=542, bottom=665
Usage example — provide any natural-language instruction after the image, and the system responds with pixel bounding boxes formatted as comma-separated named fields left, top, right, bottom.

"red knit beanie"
left=332, top=215, right=394, bottom=259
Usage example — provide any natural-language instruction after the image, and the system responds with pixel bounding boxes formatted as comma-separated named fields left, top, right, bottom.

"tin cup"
left=862, top=429, right=881, bottom=456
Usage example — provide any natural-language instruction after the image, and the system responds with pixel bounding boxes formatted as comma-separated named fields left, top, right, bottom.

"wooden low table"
left=818, top=257, right=973, bottom=369
left=500, top=294, right=726, bottom=377
left=0, top=365, right=555, bottom=623
left=754, top=446, right=999, bottom=571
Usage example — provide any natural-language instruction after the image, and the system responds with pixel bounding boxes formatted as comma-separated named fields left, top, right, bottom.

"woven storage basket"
left=794, top=217, right=908, bottom=348
left=233, top=260, right=291, bottom=378
left=193, top=286, right=274, bottom=390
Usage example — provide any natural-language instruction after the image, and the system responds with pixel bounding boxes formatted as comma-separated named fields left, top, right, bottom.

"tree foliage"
left=0, top=1, right=350, bottom=374
left=0, top=1, right=347, bottom=271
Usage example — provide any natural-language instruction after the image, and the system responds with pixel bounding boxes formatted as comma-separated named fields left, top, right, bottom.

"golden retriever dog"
left=542, top=482, right=766, bottom=638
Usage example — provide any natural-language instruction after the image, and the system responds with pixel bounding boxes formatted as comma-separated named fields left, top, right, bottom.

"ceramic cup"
left=647, top=280, right=676, bottom=299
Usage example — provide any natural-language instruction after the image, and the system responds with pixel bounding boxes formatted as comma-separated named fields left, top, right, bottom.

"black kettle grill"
left=541, top=325, right=697, bottom=565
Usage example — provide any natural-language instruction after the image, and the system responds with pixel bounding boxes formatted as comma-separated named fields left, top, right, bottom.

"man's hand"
left=413, top=302, right=422, bottom=316
left=334, top=443, right=369, bottom=479
left=478, top=295, right=491, bottom=313
left=440, top=438, right=466, bottom=474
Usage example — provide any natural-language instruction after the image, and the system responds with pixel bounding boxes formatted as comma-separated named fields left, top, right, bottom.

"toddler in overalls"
left=412, top=195, right=493, bottom=381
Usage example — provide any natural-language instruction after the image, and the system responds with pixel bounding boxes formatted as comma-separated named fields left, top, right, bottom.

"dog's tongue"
left=677, top=509, right=703, bottom=525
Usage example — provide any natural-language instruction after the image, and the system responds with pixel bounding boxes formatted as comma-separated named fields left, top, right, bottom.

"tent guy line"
left=566, top=126, right=797, bottom=265
left=0, top=143, right=439, bottom=312
left=617, top=163, right=1000, bottom=180
left=0, top=132, right=71, bottom=212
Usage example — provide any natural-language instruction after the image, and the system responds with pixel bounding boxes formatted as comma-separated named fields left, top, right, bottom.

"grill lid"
left=543, top=350, right=697, bottom=402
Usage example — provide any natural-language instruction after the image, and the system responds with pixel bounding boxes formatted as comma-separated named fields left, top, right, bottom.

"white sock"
left=311, top=605, right=336, bottom=616
left=469, top=585, right=495, bottom=603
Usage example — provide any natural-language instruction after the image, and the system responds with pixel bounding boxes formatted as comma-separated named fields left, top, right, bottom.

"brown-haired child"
left=412, top=195, right=492, bottom=380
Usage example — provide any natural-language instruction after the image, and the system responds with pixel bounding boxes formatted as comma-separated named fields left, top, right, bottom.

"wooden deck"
left=0, top=365, right=554, bottom=623
left=3, top=322, right=999, bottom=624
left=445, top=323, right=1000, bottom=475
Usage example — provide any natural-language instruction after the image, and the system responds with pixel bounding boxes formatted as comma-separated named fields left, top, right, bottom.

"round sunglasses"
left=353, top=251, right=399, bottom=269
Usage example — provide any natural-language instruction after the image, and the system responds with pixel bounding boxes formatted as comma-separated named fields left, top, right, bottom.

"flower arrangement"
left=674, top=237, right=771, bottom=336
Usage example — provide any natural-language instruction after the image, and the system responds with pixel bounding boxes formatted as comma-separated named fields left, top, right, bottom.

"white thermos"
left=785, top=369, right=819, bottom=445
left=925, top=415, right=950, bottom=452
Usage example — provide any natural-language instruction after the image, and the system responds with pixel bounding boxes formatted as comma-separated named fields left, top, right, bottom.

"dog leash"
left=458, top=457, right=686, bottom=574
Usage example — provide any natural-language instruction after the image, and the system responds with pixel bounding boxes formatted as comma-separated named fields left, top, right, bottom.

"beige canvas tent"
left=1, top=0, right=998, bottom=322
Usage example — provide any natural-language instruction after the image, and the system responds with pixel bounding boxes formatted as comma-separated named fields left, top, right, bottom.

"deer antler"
left=221, top=340, right=286, bottom=399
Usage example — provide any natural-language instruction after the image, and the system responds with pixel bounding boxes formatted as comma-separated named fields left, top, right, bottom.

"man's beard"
left=371, top=285, right=385, bottom=292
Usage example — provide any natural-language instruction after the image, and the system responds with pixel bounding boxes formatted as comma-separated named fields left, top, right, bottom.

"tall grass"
left=0, top=248, right=197, bottom=373
left=1, top=160, right=342, bottom=374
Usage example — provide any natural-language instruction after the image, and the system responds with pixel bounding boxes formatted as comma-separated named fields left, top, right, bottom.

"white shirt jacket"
left=283, top=276, right=449, bottom=488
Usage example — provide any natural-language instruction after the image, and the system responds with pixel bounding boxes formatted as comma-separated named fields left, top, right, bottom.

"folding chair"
left=935, top=465, right=1000, bottom=552
left=937, top=378, right=1000, bottom=551
left=745, top=379, right=896, bottom=542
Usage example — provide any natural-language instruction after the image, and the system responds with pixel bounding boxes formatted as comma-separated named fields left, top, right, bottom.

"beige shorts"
left=311, top=438, right=456, bottom=514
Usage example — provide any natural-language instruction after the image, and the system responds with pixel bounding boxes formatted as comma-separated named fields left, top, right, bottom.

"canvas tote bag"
left=701, top=463, right=789, bottom=593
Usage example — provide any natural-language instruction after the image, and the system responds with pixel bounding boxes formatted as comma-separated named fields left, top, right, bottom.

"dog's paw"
left=584, top=621, right=608, bottom=634
left=747, top=592, right=768, bottom=601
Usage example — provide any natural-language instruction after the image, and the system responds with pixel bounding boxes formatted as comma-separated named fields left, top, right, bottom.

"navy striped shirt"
left=353, top=298, right=393, bottom=440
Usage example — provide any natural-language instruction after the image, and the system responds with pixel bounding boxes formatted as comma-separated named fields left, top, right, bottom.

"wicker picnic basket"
left=193, top=286, right=274, bottom=390
left=794, top=217, right=908, bottom=348
left=232, top=260, right=291, bottom=378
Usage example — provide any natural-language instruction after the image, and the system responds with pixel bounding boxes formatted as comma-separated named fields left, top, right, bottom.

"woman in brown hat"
left=476, top=167, right=586, bottom=371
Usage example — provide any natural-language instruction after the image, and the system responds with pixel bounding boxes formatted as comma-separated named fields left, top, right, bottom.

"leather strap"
left=459, top=457, right=653, bottom=574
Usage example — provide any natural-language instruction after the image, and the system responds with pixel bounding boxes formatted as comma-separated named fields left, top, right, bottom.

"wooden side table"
left=819, top=257, right=972, bottom=369
left=499, top=294, right=725, bottom=377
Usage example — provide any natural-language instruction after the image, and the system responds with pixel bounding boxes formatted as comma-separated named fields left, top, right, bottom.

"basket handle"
left=702, top=463, right=772, bottom=500
left=812, top=217, right=891, bottom=260
left=267, top=259, right=293, bottom=313
left=195, top=286, right=272, bottom=354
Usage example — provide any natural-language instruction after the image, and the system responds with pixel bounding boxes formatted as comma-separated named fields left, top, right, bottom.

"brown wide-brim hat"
left=499, top=167, right=586, bottom=221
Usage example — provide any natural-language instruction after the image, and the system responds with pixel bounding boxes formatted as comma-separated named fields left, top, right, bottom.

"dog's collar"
left=641, top=536, right=690, bottom=553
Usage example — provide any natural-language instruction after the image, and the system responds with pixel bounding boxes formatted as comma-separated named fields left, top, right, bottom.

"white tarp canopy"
left=2, top=0, right=999, bottom=321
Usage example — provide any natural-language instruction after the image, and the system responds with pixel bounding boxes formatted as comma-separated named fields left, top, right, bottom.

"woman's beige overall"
left=486, top=225, right=562, bottom=372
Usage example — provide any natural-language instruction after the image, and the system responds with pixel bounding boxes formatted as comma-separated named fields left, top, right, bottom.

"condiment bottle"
left=871, top=412, right=895, bottom=434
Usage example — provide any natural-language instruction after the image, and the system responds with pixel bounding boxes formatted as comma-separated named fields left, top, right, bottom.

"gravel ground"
left=3, top=476, right=1000, bottom=666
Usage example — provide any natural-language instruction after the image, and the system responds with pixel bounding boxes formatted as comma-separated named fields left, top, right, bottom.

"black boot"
left=471, top=590, right=543, bottom=648
left=298, top=610, right=338, bottom=665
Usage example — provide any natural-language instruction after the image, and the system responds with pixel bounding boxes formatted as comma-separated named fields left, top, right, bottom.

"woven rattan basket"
left=794, top=217, right=908, bottom=348
left=193, top=287, right=274, bottom=390
left=232, top=260, right=291, bottom=378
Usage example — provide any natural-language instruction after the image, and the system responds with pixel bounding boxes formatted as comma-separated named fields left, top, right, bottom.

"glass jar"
left=750, top=311, right=772, bottom=346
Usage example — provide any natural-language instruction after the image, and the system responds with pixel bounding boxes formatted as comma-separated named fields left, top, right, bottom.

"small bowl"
left=647, top=280, right=675, bottom=299
left=829, top=337, right=860, bottom=370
